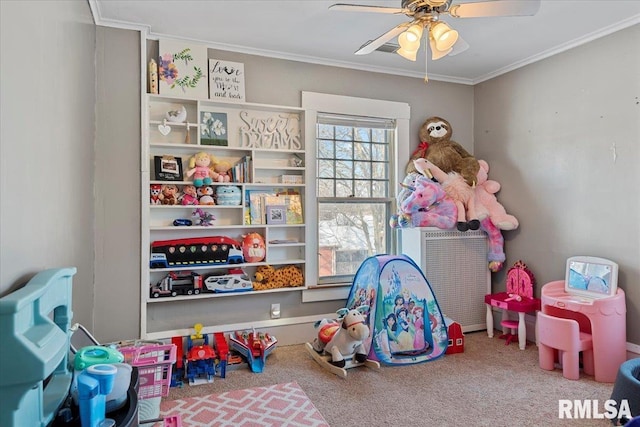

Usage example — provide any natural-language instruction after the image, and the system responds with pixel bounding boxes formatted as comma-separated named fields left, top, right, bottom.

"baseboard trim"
left=145, top=313, right=336, bottom=345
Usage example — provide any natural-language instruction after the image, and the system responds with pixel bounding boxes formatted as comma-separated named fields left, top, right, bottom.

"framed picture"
left=209, top=59, right=246, bottom=102
left=200, top=111, right=228, bottom=146
left=158, top=39, right=208, bottom=98
left=266, top=205, right=287, bottom=225
left=154, top=155, right=183, bottom=181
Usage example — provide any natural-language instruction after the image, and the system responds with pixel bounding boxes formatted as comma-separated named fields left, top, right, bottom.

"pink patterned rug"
left=159, top=382, right=329, bottom=426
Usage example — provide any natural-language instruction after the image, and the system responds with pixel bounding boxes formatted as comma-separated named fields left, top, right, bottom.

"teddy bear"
left=185, top=152, right=216, bottom=187
left=406, top=117, right=480, bottom=187
left=414, top=158, right=479, bottom=232
left=180, top=184, right=199, bottom=206
left=160, top=184, right=180, bottom=205
left=474, top=160, right=519, bottom=231
left=253, top=265, right=303, bottom=290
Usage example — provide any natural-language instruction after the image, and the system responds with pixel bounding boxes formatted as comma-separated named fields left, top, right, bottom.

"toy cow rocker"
left=312, top=306, right=370, bottom=368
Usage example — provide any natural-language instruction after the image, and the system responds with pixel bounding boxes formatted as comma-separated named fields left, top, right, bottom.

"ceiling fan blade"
left=355, top=22, right=411, bottom=55
left=449, top=0, right=541, bottom=18
left=448, top=36, right=469, bottom=56
left=329, top=3, right=409, bottom=14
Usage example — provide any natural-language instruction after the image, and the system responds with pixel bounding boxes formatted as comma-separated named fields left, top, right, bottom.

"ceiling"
left=90, top=0, right=640, bottom=84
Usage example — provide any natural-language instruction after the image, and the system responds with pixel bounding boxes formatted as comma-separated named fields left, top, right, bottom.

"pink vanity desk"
left=541, top=280, right=626, bottom=383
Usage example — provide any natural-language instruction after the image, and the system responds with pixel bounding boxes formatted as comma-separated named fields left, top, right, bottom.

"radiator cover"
left=401, top=228, right=490, bottom=332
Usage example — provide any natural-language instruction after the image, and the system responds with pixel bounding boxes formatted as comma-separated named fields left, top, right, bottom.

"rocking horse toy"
left=305, top=305, right=380, bottom=378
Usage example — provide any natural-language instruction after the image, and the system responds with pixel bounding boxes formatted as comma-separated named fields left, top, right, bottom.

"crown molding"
left=473, top=14, right=640, bottom=84
left=88, top=1, right=638, bottom=87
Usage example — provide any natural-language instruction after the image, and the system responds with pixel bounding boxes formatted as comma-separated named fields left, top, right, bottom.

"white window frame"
left=301, top=92, right=410, bottom=302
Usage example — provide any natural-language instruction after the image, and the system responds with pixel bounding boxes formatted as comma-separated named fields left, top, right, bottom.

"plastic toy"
left=306, top=306, right=380, bottom=378
left=185, top=152, right=216, bottom=187
left=160, top=183, right=180, bottom=206
left=74, top=346, right=124, bottom=371
left=192, top=208, right=215, bottom=226
left=253, top=264, right=303, bottom=290
left=196, top=185, right=215, bottom=205
left=180, top=184, right=199, bottom=206
left=185, top=324, right=216, bottom=385
left=150, top=271, right=203, bottom=298
left=150, top=236, right=244, bottom=268
left=150, top=184, right=162, bottom=205
left=474, top=160, right=519, bottom=230
left=414, top=158, right=479, bottom=232
left=212, top=159, right=232, bottom=182
left=173, top=218, right=193, bottom=226
left=229, top=328, right=277, bottom=373
left=241, top=232, right=266, bottom=263
left=77, top=364, right=118, bottom=427
left=204, top=268, right=253, bottom=293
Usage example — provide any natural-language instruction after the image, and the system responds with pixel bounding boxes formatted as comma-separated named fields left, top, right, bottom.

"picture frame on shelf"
left=154, top=155, right=183, bottom=181
left=266, top=205, right=287, bottom=225
left=200, top=111, right=228, bottom=146
left=158, top=39, right=208, bottom=98
left=209, top=59, right=245, bottom=102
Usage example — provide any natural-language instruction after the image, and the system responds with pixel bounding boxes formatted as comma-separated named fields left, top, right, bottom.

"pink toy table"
left=485, top=292, right=541, bottom=350
left=540, top=280, right=626, bottom=383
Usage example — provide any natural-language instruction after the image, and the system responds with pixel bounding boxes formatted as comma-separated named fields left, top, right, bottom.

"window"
left=316, top=114, right=395, bottom=283
left=302, top=92, right=410, bottom=292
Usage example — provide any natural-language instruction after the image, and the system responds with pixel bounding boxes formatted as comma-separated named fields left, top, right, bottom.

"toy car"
left=204, top=270, right=253, bottom=293
left=150, top=271, right=203, bottom=298
left=173, top=218, right=193, bottom=226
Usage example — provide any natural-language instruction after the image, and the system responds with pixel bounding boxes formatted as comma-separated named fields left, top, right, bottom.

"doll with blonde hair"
left=185, top=152, right=217, bottom=187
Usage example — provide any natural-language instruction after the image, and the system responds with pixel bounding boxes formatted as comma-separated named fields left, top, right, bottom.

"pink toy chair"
left=537, top=312, right=594, bottom=380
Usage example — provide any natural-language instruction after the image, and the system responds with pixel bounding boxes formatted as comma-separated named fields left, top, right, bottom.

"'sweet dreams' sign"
left=209, top=59, right=245, bottom=103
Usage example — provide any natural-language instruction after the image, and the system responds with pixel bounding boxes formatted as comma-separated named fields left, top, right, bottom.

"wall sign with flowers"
left=158, top=39, right=208, bottom=99
left=200, top=111, right=228, bottom=146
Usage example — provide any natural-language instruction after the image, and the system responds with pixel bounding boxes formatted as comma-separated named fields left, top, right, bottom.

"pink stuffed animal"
left=414, top=158, right=479, bottom=232
left=393, top=174, right=457, bottom=230
left=475, top=160, right=518, bottom=231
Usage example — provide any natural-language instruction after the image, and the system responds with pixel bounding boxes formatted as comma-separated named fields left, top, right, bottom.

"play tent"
left=346, top=254, right=448, bottom=365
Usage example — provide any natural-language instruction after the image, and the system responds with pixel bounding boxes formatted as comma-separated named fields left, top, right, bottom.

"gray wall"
left=0, top=1, right=96, bottom=328
left=474, top=25, right=640, bottom=345
left=139, top=40, right=474, bottom=339
left=2, top=7, right=637, bottom=347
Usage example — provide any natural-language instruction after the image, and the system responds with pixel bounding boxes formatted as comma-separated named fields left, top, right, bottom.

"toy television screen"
left=565, top=256, right=618, bottom=299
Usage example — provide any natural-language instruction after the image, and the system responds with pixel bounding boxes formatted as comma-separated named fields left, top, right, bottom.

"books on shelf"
left=231, top=155, right=251, bottom=183
left=245, top=189, right=303, bottom=225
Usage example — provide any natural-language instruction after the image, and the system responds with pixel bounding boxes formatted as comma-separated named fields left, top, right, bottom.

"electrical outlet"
left=270, top=303, right=281, bottom=319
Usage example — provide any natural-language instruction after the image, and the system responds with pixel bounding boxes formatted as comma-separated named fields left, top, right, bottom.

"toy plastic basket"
left=118, top=343, right=176, bottom=399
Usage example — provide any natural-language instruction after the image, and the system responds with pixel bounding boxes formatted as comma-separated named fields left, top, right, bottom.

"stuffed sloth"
left=406, top=117, right=480, bottom=187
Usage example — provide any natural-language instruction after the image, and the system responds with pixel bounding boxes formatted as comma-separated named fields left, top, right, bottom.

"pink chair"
left=537, top=312, right=594, bottom=380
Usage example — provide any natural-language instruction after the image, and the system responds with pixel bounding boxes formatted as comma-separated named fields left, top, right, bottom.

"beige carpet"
left=164, top=331, right=616, bottom=426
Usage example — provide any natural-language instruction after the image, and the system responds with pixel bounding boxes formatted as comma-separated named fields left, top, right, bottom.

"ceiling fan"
left=330, top=0, right=541, bottom=81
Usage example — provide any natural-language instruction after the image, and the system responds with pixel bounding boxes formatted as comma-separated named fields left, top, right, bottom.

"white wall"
left=0, top=1, right=96, bottom=328
left=474, top=24, right=640, bottom=345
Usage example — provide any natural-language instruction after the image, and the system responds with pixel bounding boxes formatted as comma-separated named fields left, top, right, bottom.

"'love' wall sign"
left=209, top=59, right=246, bottom=103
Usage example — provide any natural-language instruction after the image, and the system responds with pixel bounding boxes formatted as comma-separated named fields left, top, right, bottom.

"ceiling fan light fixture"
left=429, top=38, right=452, bottom=60
left=430, top=22, right=458, bottom=51
left=397, top=45, right=418, bottom=61
left=405, top=24, right=423, bottom=43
